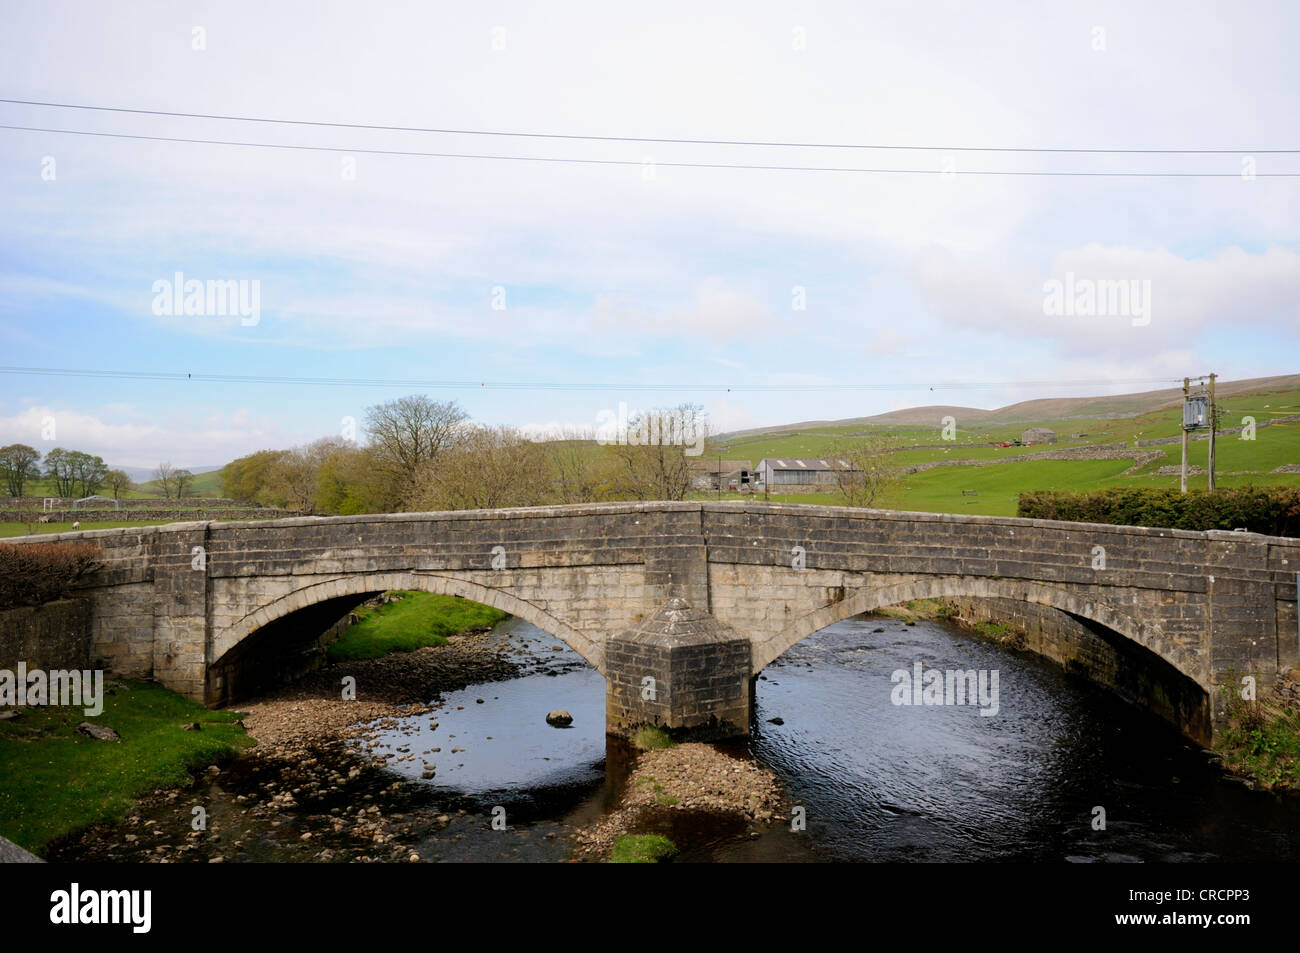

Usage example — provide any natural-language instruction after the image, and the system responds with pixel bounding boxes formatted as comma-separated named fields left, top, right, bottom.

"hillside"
left=715, top=373, right=1300, bottom=440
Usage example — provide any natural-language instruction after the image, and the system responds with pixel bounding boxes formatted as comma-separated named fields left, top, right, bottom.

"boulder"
left=545, top=710, right=573, bottom=727
left=76, top=722, right=120, bottom=741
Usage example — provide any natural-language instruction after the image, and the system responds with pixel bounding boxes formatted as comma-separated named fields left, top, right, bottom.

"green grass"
left=701, top=384, right=1300, bottom=518
left=610, top=832, right=677, bottom=863
left=0, top=520, right=179, bottom=538
left=326, top=590, right=508, bottom=661
left=632, top=725, right=675, bottom=750
left=1213, top=669, right=1300, bottom=790
left=0, top=680, right=252, bottom=854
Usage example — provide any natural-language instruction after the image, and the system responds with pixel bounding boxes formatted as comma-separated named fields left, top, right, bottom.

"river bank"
left=41, top=613, right=784, bottom=863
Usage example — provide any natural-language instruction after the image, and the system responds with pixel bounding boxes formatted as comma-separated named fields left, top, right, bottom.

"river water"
left=358, top=613, right=1300, bottom=862
left=51, top=612, right=1300, bottom=862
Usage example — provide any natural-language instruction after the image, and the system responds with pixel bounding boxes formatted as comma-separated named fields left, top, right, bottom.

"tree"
left=174, top=469, right=195, bottom=499
left=606, top=404, right=709, bottom=501
left=105, top=469, right=133, bottom=500
left=826, top=434, right=898, bottom=507
left=364, top=395, right=469, bottom=492
left=315, top=444, right=394, bottom=515
left=222, top=449, right=288, bottom=503
left=544, top=428, right=615, bottom=504
left=153, top=462, right=176, bottom=500
left=407, top=426, right=548, bottom=511
left=0, top=444, right=41, bottom=497
left=44, top=448, right=79, bottom=497
left=263, top=438, right=349, bottom=513
left=70, top=452, right=107, bottom=497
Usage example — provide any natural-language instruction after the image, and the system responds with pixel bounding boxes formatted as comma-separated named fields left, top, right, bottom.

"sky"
left=1, top=0, right=1297, bottom=469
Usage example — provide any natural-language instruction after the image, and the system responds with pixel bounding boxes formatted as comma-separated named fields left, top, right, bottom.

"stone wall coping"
left=5, top=499, right=1298, bottom=546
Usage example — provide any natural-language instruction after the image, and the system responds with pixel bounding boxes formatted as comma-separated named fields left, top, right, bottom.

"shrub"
left=0, top=542, right=102, bottom=609
left=1017, top=485, right=1300, bottom=537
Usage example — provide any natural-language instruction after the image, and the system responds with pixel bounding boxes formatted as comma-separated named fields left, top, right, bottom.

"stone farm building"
left=689, top=460, right=754, bottom=490
left=1021, top=427, right=1056, bottom=444
left=755, top=457, right=856, bottom=489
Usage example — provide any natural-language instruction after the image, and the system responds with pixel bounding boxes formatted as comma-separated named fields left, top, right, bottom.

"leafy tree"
left=222, top=449, right=288, bottom=503
left=44, top=448, right=79, bottom=497
left=105, top=469, right=133, bottom=500
left=0, top=444, right=41, bottom=497
left=70, top=451, right=107, bottom=497
left=315, top=444, right=394, bottom=515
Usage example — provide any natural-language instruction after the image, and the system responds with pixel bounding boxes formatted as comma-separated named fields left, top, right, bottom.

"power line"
left=0, top=365, right=1184, bottom=393
left=2, top=97, right=1295, bottom=155
left=2, top=124, right=1295, bottom=176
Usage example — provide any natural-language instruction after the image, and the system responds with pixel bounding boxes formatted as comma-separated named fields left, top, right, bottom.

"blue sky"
left=1, top=0, right=1298, bottom=468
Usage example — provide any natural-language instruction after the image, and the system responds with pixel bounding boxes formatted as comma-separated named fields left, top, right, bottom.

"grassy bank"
left=327, top=590, right=508, bottom=661
left=1215, top=681, right=1300, bottom=791
left=0, top=680, right=251, bottom=854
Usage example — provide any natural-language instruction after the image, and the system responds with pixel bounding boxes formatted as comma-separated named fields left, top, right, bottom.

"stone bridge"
left=11, top=502, right=1299, bottom=743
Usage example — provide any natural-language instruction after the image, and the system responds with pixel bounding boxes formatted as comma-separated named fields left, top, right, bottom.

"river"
left=51, top=612, right=1300, bottom=862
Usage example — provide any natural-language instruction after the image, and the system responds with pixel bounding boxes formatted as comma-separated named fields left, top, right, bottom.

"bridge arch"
left=755, top=574, right=1206, bottom=691
left=212, top=571, right=602, bottom=672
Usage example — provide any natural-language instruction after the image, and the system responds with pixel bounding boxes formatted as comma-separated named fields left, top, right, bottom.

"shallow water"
left=50, top=612, right=1300, bottom=862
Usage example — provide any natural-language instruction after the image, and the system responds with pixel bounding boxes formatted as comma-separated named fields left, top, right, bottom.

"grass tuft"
left=610, top=833, right=677, bottom=863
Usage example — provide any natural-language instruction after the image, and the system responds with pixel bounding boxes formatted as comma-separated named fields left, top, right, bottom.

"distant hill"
left=713, top=373, right=1300, bottom=441
left=117, top=464, right=223, bottom=483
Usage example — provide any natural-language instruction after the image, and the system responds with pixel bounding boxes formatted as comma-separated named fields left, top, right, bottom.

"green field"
left=327, top=590, right=508, bottom=661
left=706, top=384, right=1300, bottom=517
left=0, top=519, right=179, bottom=539
left=0, top=680, right=251, bottom=854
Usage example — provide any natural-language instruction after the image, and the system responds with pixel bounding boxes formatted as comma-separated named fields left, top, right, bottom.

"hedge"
left=0, top=542, right=102, bottom=609
left=1017, top=485, right=1300, bottom=538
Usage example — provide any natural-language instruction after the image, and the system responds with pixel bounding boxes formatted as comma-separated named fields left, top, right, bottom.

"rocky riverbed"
left=48, top=620, right=786, bottom=863
left=574, top=743, right=785, bottom=858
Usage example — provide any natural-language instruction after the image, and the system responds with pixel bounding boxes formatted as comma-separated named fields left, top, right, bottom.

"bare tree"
left=544, top=427, right=612, bottom=504
left=606, top=404, right=709, bottom=501
left=153, top=462, right=176, bottom=500
left=364, top=395, right=469, bottom=493
left=827, top=434, right=898, bottom=507
left=407, top=426, right=548, bottom=511
left=264, top=438, right=349, bottom=513
left=174, top=469, right=195, bottom=499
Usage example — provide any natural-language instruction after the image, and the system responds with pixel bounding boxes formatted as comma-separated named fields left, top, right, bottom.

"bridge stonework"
left=9, top=502, right=1299, bottom=743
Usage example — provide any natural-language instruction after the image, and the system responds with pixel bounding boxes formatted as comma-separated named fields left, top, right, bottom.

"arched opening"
left=755, top=576, right=1211, bottom=744
left=743, top=598, right=1227, bottom=862
left=207, top=590, right=380, bottom=705
left=207, top=572, right=600, bottom=706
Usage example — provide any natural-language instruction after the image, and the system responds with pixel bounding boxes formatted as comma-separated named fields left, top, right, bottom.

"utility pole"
left=1180, top=377, right=1190, bottom=494
left=717, top=452, right=722, bottom=501
left=1207, top=372, right=1217, bottom=491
